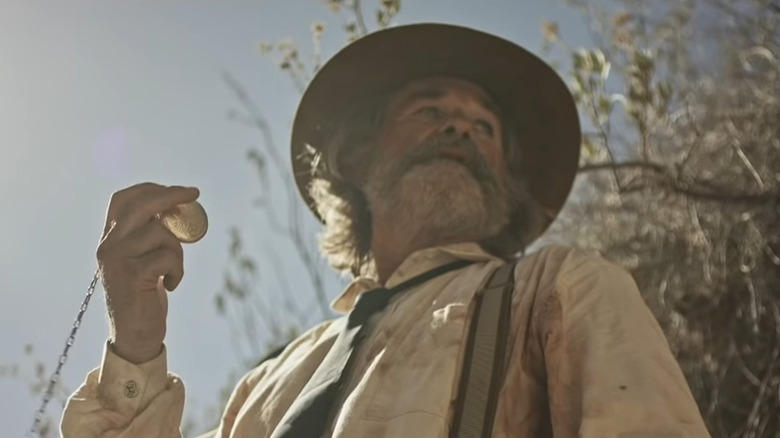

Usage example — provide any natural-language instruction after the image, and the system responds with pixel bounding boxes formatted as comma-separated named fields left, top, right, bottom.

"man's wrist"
left=109, top=338, right=164, bottom=364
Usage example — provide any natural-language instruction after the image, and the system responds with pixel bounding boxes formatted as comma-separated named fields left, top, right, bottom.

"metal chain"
left=26, top=269, right=101, bottom=438
left=23, top=206, right=204, bottom=436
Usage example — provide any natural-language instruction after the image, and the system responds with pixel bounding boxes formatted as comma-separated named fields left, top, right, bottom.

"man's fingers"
left=107, top=185, right=200, bottom=242
left=163, top=271, right=182, bottom=292
left=138, top=247, right=184, bottom=292
left=103, top=182, right=165, bottom=236
left=122, top=220, right=183, bottom=260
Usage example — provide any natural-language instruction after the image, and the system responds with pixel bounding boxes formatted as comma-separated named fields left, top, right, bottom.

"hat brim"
left=291, top=23, right=581, bottom=238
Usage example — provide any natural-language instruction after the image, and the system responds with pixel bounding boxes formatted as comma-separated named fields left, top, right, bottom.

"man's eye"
left=475, top=120, right=495, bottom=136
left=416, top=106, right=444, bottom=118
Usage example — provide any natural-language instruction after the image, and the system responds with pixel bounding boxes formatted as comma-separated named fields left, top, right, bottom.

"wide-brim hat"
left=291, top=23, right=581, bottom=241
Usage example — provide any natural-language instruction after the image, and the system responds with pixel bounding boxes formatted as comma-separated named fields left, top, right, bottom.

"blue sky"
left=0, top=1, right=592, bottom=435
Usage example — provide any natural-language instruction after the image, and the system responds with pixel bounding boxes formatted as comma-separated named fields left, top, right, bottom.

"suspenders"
left=250, top=260, right=518, bottom=438
left=450, top=261, right=517, bottom=438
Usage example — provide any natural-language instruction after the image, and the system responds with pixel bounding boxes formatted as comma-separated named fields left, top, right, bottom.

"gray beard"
left=365, top=158, right=510, bottom=245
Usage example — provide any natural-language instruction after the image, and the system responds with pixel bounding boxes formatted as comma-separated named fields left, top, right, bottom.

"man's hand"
left=96, top=182, right=200, bottom=364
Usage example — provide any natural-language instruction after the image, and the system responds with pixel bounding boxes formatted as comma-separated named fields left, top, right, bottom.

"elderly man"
left=62, top=24, right=711, bottom=437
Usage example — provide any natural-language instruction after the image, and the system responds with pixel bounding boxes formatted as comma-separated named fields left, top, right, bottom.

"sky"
left=0, top=1, right=592, bottom=435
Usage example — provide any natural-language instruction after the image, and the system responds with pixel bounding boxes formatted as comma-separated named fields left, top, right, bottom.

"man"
left=61, top=24, right=711, bottom=437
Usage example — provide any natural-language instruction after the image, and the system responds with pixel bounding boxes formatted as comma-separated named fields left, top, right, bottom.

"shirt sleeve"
left=60, top=340, right=185, bottom=438
left=541, top=249, right=712, bottom=438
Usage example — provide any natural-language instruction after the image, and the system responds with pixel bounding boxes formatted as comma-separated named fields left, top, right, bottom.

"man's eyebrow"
left=402, top=87, right=446, bottom=103
left=477, top=95, right=502, bottom=119
left=399, top=86, right=502, bottom=118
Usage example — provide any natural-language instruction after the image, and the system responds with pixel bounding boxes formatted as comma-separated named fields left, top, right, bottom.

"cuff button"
left=124, top=380, right=140, bottom=398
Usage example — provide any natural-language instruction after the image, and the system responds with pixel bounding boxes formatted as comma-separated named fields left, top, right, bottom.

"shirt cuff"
left=97, top=339, right=171, bottom=418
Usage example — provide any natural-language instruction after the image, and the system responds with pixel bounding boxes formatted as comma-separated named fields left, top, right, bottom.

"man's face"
left=363, top=76, right=512, bottom=240
left=374, top=77, right=507, bottom=180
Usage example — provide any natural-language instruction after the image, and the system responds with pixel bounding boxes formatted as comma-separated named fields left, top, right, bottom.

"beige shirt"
left=61, top=244, right=711, bottom=437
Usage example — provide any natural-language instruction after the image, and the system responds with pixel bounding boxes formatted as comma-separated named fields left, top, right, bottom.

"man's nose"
left=440, top=117, right=472, bottom=139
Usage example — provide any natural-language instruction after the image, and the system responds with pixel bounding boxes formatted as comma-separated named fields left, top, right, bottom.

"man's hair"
left=307, top=91, right=547, bottom=277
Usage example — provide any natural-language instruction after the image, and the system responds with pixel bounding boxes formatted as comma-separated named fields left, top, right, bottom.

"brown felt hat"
left=290, top=23, right=581, bottom=238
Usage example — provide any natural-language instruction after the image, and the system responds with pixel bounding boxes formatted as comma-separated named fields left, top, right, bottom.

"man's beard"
left=364, top=134, right=511, bottom=244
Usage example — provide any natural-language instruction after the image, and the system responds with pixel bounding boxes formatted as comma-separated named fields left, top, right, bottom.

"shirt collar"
left=330, top=242, right=502, bottom=314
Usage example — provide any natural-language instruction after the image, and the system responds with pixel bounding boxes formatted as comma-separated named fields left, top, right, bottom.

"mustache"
left=389, top=134, right=496, bottom=183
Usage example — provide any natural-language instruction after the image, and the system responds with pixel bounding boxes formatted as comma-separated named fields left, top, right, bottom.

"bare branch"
left=677, top=101, right=706, bottom=174
left=348, top=0, right=369, bottom=36
left=579, top=159, right=670, bottom=175
left=223, top=68, right=333, bottom=321
left=745, top=342, right=779, bottom=436
left=578, top=160, right=779, bottom=204
left=221, top=71, right=287, bottom=175
left=726, top=119, right=766, bottom=189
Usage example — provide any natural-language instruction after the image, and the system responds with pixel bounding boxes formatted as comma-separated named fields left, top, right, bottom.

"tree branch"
left=579, top=160, right=671, bottom=175
left=578, top=160, right=779, bottom=204
left=349, top=0, right=369, bottom=36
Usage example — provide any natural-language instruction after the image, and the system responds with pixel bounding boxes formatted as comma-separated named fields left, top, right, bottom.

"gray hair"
left=307, top=93, right=546, bottom=277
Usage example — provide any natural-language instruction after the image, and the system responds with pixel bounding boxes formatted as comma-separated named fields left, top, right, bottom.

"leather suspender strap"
left=450, top=261, right=517, bottom=438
